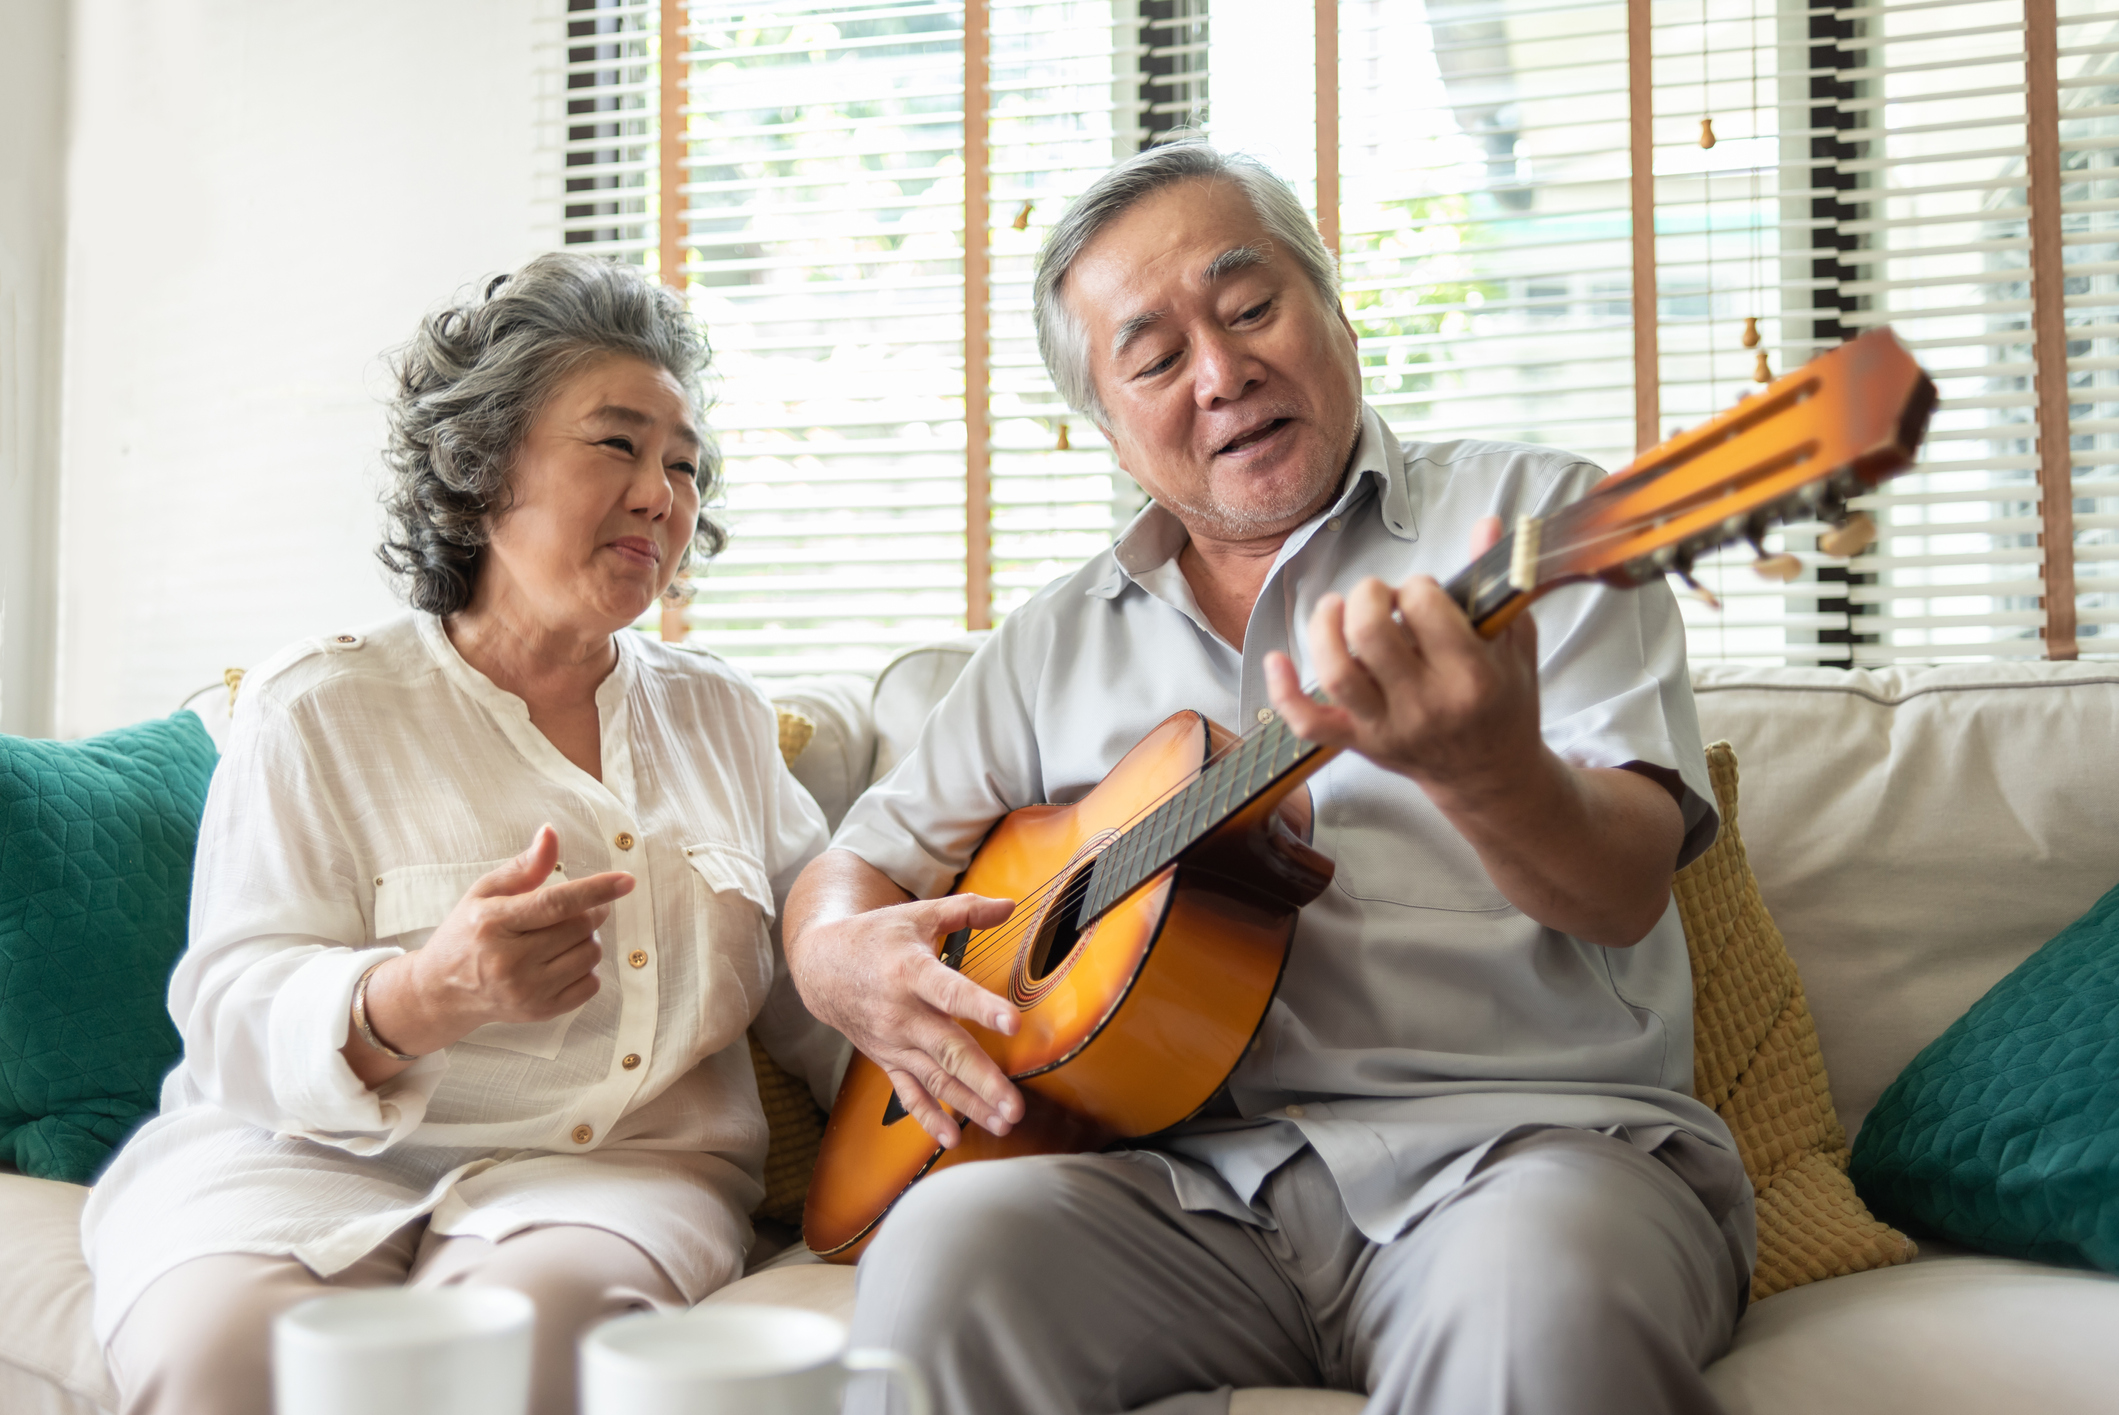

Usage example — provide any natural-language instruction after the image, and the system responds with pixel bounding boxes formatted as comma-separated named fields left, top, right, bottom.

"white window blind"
left=1338, top=0, right=1639, bottom=479
left=671, top=2, right=972, bottom=676
left=561, top=0, right=659, bottom=258
left=1823, top=0, right=2044, bottom=662
left=2061, top=0, right=2119, bottom=654
left=987, top=1, right=1154, bottom=621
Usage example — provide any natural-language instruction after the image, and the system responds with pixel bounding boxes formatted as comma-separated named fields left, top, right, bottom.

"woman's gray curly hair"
left=378, top=252, right=725, bottom=615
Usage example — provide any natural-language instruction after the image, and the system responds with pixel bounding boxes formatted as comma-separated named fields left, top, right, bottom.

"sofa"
left=6, top=644, right=2119, bottom=1413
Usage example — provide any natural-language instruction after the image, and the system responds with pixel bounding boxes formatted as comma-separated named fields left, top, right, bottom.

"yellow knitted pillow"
left=745, top=705, right=831, bottom=1226
left=1675, top=741, right=1915, bottom=1301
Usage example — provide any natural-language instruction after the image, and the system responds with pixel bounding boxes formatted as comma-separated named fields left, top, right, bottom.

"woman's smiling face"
left=474, top=354, right=704, bottom=636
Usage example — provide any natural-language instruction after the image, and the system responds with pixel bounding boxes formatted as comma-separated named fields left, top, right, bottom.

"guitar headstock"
left=1449, top=327, right=1937, bottom=635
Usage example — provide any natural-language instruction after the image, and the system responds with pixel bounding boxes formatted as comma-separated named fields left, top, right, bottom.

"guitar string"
left=947, top=725, right=1284, bottom=978
left=952, top=723, right=1310, bottom=981
left=950, top=711, right=1329, bottom=979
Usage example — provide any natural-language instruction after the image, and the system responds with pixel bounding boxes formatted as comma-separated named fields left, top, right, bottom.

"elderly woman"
left=80, top=253, right=838, bottom=1414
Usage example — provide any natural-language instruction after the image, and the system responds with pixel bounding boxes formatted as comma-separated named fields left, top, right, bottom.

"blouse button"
left=614, top=832, right=634, bottom=850
left=628, top=949, right=649, bottom=969
left=572, top=1124, right=593, bottom=1145
left=622, top=1053, right=641, bottom=1070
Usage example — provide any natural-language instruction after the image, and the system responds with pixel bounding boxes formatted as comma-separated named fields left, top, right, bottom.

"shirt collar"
left=1088, top=403, right=1418, bottom=600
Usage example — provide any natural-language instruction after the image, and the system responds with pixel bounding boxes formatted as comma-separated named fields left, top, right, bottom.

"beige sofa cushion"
left=768, top=674, right=877, bottom=833
left=1692, top=662, right=2119, bottom=1140
left=0, top=1174, right=115, bottom=1414
left=1704, top=1246, right=2119, bottom=1414
left=869, top=635, right=988, bottom=782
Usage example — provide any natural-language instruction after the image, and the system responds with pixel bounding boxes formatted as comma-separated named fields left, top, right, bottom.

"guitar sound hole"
left=1029, top=863, right=1094, bottom=981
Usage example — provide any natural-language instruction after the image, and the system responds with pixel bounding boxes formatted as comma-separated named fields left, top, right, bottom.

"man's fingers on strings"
left=1340, top=577, right=1426, bottom=692
left=1265, top=653, right=1353, bottom=747
left=918, top=891, right=1017, bottom=943
left=1306, top=594, right=1387, bottom=722
left=884, top=1069, right=960, bottom=1149
left=1395, top=575, right=1487, bottom=676
left=906, top=1009, right=1022, bottom=1126
left=918, top=954, right=1021, bottom=1038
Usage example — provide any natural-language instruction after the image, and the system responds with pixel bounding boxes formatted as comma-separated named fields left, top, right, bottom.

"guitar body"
left=803, top=711, right=1333, bottom=1261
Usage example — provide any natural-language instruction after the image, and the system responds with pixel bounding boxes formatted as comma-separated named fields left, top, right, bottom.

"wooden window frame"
left=653, top=0, right=2078, bottom=661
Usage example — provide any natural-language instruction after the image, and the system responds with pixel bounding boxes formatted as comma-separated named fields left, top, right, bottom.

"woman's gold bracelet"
left=352, top=961, right=420, bottom=1062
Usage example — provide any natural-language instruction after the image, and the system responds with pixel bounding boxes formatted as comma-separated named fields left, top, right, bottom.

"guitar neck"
left=1079, top=710, right=1333, bottom=924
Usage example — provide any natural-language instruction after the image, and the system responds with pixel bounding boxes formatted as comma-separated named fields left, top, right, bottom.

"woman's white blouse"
left=81, top=614, right=835, bottom=1341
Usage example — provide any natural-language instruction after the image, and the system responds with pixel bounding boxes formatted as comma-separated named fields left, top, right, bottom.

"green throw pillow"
left=1851, top=879, right=2119, bottom=1272
left=0, top=712, right=218, bottom=1182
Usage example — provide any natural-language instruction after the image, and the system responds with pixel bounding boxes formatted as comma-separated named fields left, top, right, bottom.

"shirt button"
left=1256, top=707, right=1274, bottom=724
left=1285, top=1103, right=1307, bottom=1119
left=572, top=1124, right=593, bottom=1144
left=614, top=832, right=634, bottom=850
left=622, top=1053, right=641, bottom=1070
left=1326, top=517, right=1343, bottom=532
left=628, top=949, right=649, bottom=969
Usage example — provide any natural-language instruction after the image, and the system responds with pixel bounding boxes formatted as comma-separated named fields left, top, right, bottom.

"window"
left=549, top=0, right=2093, bottom=672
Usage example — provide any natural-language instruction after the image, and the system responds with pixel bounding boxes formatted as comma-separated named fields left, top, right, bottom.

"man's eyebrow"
left=1111, top=310, right=1164, bottom=360
left=586, top=403, right=701, bottom=450
left=1203, top=244, right=1269, bottom=284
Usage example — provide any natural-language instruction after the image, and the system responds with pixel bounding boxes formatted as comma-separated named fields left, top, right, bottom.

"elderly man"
left=784, top=143, right=1753, bottom=1415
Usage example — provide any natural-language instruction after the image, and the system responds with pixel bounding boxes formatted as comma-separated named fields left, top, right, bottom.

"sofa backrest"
left=1693, top=662, right=2119, bottom=1140
left=838, top=644, right=2119, bottom=1144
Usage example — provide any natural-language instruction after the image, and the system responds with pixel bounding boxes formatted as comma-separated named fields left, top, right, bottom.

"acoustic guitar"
left=803, top=325, right=1937, bottom=1262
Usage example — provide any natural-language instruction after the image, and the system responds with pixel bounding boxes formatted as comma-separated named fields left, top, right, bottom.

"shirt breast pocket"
left=683, top=841, right=777, bottom=1036
left=1314, top=762, right=1515, bottom=916
left=371, top=858, right=586, bottom=1061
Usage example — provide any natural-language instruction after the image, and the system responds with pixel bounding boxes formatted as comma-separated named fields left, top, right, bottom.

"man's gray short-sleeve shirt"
left=833, top=405, right=1755, bottom=1270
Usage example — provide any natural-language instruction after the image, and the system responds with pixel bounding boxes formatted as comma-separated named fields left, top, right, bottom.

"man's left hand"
left=1262, top=516, right=1686, bottom=949
left=1265, top=517, right=1538, bottom=806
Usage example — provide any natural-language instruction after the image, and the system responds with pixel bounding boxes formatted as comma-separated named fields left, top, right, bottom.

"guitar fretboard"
left=1078, top=714, right=1319, bottom=922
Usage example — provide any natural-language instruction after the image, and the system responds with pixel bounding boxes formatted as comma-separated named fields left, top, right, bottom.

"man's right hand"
left=784, top=849, right=1023, bottom=1149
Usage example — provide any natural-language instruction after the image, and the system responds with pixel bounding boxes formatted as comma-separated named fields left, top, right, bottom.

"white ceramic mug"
left=581, top=1304, right=932, bottom=1415
left=273, top=1286, right=535, bottom=1415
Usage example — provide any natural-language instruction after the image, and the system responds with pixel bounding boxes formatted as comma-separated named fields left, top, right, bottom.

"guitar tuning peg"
left=1055, top=421, right=1070, bottom=452
left=1013, top=200, right=1035, bottom=231
left=1741, top=316, right=1761, bottom=349
left=1818, top=511, right=1877, bottom=558
left=1751, top=552, right=1803, bottom=582
left=1699, top=117, right=1717, bottom=149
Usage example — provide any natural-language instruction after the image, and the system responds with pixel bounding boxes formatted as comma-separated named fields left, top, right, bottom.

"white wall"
left=58, top=0, right=555, bottom=736
left=0, top=0, right=69, bottom=738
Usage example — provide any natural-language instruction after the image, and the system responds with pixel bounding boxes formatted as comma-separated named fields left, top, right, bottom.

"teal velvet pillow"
left=0, top=712, right=218, bottom=1182
left=1851, top=880, right=2119, bottom=1271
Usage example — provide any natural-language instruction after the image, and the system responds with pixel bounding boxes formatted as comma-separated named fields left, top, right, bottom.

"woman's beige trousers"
left=104, top=1222, right=685, bottom=1415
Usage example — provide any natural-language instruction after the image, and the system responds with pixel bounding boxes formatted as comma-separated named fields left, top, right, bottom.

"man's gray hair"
left=378, top=251, right=725, bottom=616
left=1033, top=142, right=1341, bottom=423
